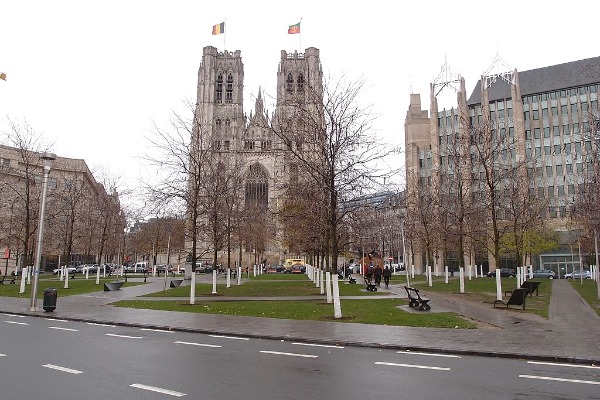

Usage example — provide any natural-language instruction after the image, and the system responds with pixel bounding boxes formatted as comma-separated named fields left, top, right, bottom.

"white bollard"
left=153, top=265, right=156, bottom=277
left=459, top=267, right=465, bottom=293
left=474, top=264, right=478, bottom=279
left=468, top=265, right=472, bottom=280
left=227, top=268, right=231, bottom=288
left=96, top=266, right=100, bottom=285
left=529, top=265, right=533, bottom=280
left=434, top=264, right=439, bottom=277
left=19, top=267, right=27, bottom=294
left=480, top=265, right=483, bottom=278
left=64, top=269, right=69, bottom=289
left=405, top=267, right=411, bottom=287
left=212, top=270, right=217, bottom=294
left=495, top=269, right=502, bottom=300
left=516, top=267, right=521, bottom=289
left=332, top=274, right=342, bottom=319
left=59, top=265, right=64, bottom=282
left=411, top=265, right=415, bottom=279
left=444, top=265, right=448, bottom=284
left=316, top=268, right=320, bottom=288
left=427, top=265, right=432, bottom=287
left=253, top=265, right=256, bottom=277
left=237, top=266, right=242, bottom=285
left=190, top=271, right=196, bottom=304
left=320, top=270, right=325, bottom=295
left=325, top=272, right=331, bottom=301
left=85, top=267, right=89, bottom=280
left=103, top=265, right=106, bottom=278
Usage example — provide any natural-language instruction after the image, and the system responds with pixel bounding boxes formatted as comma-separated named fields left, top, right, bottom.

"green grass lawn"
left=569, top=279, right=600, bottom=316
left=410, top=275, right=552, bottom=318
left=113, top=298, right=476, bottom=328
left=0, top=275, right=144, bottom=297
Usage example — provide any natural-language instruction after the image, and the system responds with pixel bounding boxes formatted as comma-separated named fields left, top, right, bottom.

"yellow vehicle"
left=284, top=258, right=304, bottom=273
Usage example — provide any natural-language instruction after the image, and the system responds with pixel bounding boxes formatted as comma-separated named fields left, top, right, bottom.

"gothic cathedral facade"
left=190, top=46, right=323, bottom=265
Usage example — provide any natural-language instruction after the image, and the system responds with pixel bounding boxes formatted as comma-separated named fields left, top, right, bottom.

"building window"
left=544, top=127, right=550, bottom=138
left=224, top=140, right=230, bottom=150
left=558, top=185, right=565, bottom=196
left=297, top=74, right=304, bottom=92
left=225, top=73, right=234, bottom=103
left=547, top=186, right=554, bottom=198
left=533, top=109, right=539, bottom=120
left=215, top=73, right=223, bottom=103
left=564, top=143, right=571, bottom=155
left=244, top=140, right=254, bottom=150
left=544, top=145, right=551, bottom=155
left=556, top=164, right=563, bottom=175
left=553, top=126, right=560, bottom=136
left=554, top=144, right=561, bottom=155
left=542, top=108, right=549, bottom=118
left=244, top=163, right=268, bottom=210
left=0, top=158, right=9, bottom=168
left=525, top=130, right=531, bottom=140
left=286, top=73, right=294, bottom=92
left=535, top=147, right=541, bottom=157
left=566, top=163, right=573, bottom=173
left=534, top=128, right=541, bottom=139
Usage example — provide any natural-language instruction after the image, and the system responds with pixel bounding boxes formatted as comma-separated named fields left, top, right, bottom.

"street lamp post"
left=29, top=152, right=56, bottom=312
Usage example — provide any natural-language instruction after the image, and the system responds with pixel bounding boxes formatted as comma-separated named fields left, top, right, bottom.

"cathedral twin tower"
left=191, top=46, right=323, bottom=264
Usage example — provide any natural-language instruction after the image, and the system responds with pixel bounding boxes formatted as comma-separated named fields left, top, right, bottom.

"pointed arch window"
left=215, top=119, right=222, bottom=133
left=215, top=73, right=223, bottom=103
left=297, top=74, right=304, bottom=92
left=245, top=163, right=268, bottom=210
left=286, top=73, right=294, bottom=92
left=225, top=119, right=231, bottom=134
left=226, top=73, right=234, bottom=103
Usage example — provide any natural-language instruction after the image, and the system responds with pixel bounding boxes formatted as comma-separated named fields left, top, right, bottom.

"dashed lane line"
left=105, top=333, right=143, bottom=339
left=4, top=320, right=28, bottom=325
left=520, top=374, right=600, bottom=385
left=130, top=384, right=186, bottom=397
left=174, top=341, right=221, bottom=348
left=42, top=364, right=83, bottom=374
left=260, top=350, right=318, bottom=359
left=49, top=326, right=79, bottom=332
left=527, top=361, right=600, bottom=370
left=375, top=361, right=451, bottom=371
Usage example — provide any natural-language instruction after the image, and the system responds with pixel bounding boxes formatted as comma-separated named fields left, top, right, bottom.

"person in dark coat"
left=374, top=265, right=383, bottom=286
left=383, top=265, right=392, bottom=288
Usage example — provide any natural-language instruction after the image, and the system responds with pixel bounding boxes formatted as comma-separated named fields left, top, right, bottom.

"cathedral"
left=190, top=45, right=323, bottom=265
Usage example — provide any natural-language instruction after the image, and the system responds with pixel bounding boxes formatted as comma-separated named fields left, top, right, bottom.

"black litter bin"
left=43, top=288, right=58, bottom=312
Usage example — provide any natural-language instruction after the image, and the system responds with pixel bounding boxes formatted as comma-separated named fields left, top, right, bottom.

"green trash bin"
left=43, top=288, right=58, bottom=312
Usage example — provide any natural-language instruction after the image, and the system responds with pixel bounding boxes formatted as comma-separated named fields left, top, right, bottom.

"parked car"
left=291, top=265, right=306, bottom=274
left=564, top=270, right=592, bottom=280
left=155, top=264, right=173, bottom=273
left=264, top=265, right=284, bottom=273
left=194, top=264, right=213, bottom=273
left=486, top=268, right=516, bottom=277
left=52, top=266, right=77, bottom=275
left=532, top=269, right=556, bottom=279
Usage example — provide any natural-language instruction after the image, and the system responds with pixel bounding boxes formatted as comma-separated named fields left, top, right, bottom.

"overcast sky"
left=1, top=0, right=598, bottom=201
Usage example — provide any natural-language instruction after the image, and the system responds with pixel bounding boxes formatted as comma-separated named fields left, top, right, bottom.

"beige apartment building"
left=0, top=145, right=125, bottom=274
left=405, top=56, right=600, bottom=274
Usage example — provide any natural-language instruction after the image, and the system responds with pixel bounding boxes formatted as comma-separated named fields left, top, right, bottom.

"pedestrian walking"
left=374, top=265, right=383, bottom=286
left=383, top=265, right=391, bottom=288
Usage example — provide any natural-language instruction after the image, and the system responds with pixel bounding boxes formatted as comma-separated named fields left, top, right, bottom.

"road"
left=1, top=313, right=598, bottom=399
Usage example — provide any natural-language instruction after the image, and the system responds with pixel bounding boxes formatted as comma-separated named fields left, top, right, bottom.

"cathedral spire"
left=255, top=87, right=264, bottom=116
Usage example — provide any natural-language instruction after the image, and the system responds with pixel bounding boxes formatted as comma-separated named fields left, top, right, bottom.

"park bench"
left=494, top=288, right=528, bottom=310
left=364, top=275, right=377, bottom=291
left=521, top=280, right=541, bottom=297
left=404, top=286, right=431, bottom=311
left=169, top=279, right=183, bottom=288
left=348, top=274, right=356, bottom=284
left=0, top=275, right=16, bottom=285
left=103, top=281, right=124, bottom=291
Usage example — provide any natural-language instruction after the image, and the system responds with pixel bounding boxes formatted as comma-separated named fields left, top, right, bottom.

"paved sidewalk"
left=1, top=277, right=599, bottom=364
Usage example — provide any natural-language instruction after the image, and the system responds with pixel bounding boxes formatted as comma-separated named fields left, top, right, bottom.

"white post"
left=95, top=266, right=100, bottom=285
left=427, top=265, right=432, bottom=287
left=64, top=268, right=69, bottom=289
left=19, top=266, right=27, bottom=294
left=315, top=267, right=320, bottom=288
left=85, top=267, right=89, bottom=280
left=152, top=265, right=156, bottom=277
left=468, top=265, right=472, bottom=280
left=59, top=265, right=64, bottom=282
left=332, top=274, right=342, bottom=319
left=253, top=265, right=256, bottom=277
left=529, top=265, right=533, bottom=280
left=320, top=270, right=325, bottom=295
left=212, top=270, right=217, bottom=294
left=474, top=264, right=478, bottom=279
left=326, top=272, right=332, bottom=303
left=237, top=266, right=242, bottom=285
left=103, top=265, right=106, bottom=278
left=444, top=265, right=448, bottom=284
left=190, top=271, right=196, bottom=305
left=226, top=268, right=231, bottom=288
left=411, top=264, right=415, bottom=279
left=459, top=267, right=465, bottom=293
left=495, top=269, right=502, bottom=300
left=434, top=264, right=439, bottom=277
left=480, top=265, right=483, bottom=278
left=516, top=267, right=521, bottom=289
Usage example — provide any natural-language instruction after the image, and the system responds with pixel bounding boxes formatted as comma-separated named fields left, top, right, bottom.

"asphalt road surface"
left=1, top=313, right=598, bottom=399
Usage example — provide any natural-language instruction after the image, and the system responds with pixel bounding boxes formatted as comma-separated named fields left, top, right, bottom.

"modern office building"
left=405, top=56, right=600, bottom=273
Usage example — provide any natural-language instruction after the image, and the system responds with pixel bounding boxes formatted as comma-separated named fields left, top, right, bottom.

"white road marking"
left=292, top=342, right=344, bottom=349
left=49, top=326, right=78, bottom=332
left=0, top=353, right=6, bottom=357
left=105, top=333, right=143, bottom=339
left=520, top=374, right=600, bottom=385
left=141, top=328, right=173, bottom=333
left=87, top=322, right=115, bottom=327
left=174, top=341, right=221, bottom=348
left=527, top=361, right=600, bottom=370
left=2, top=314, right=25, bottom=317
left=375, top=361, right=450, bottom=371
left=130, top=384, right=186, bottom=397
left=4, top=320, right=28, bottom=325
left=45, top=318, right=67, bottom=322
left=42, top=364, right=83, bottom=374
left=397, top=350, right=460, bottom=358
left=209, top=334, right=249, bottom=341
left=260, top=350, right=318, bottom=359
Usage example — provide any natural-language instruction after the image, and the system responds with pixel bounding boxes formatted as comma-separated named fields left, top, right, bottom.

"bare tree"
left=268, top=76, right=396, bottom=272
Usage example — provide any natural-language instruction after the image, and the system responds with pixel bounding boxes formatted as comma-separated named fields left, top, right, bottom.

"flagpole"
left=299, top=18, right=302, bottom=51
left=224, top=18, right=227, bottom=50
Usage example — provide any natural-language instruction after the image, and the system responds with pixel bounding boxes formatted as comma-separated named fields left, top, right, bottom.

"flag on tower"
left=288, top=22, right=300, bottom=34
left=0, top=72, right=6, bottom=81
left=212, top=22, right=225, bottom=35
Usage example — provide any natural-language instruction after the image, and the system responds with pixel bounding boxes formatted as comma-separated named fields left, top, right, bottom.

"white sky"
left=1, top=0, right=598, bottom=202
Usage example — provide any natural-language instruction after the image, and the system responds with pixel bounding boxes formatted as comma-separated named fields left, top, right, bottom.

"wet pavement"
left=2, top=275, right=599, bottom=364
